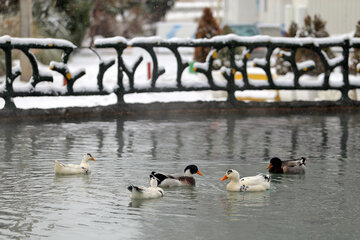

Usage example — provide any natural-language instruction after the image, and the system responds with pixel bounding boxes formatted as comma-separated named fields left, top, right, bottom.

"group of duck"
left=54, top=153, right=307, bottom=200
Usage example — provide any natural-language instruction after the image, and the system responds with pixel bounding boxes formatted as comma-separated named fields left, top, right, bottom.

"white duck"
left=54, top=153, right=96, bottom=175
left=128, top=175, right=164, bottom=200
left=151, top=164, right=203, bottom=187
left=221, top=169, right=271, bottom=192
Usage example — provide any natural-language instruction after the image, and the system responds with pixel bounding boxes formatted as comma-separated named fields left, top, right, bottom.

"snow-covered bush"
left=276, top=15, right=334, bottom=76
left=350, top=20, right=360, bottom=75
left=213, top=25, right=243, bottom=70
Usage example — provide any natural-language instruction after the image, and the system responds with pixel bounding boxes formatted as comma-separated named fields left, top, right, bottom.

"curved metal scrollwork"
left=1, top=34, right=360, bottom=109
left=95, top=35, right=359, bottom=104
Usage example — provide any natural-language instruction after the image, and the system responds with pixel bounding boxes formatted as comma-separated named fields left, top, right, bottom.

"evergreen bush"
left=194, top=8, right=221, bottom=62
left=276, top=15, right=334, bottom=76
left=350, top=21, right=360, bottom=75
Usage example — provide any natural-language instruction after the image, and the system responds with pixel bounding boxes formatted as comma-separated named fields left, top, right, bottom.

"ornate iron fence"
left=1, top=34, right=360, bottom=110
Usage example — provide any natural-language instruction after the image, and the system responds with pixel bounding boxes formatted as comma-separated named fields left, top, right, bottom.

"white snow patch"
left=11, top=37, right=76, bottom=48
left=349, top=74, right=360, bottom=86
left=193, top=62, right=209, bottom=72
left=14, top=94, right=117, bottom=109
left=274, top=73, right=295, bottom=87
left=253, top=58, right=267, bottom=67
left=95, top=36, right=127, bottom=46
left=297, top=60, right=315, bottom=71
left=321, top=50, right=344, bottom=67
left=249, top=79, right=269, bottom=87
left=0, top=35, right=11, bottom=44
left=124, top=91, right=222, bottom=103
left=235, top=90, right=278, bottom=100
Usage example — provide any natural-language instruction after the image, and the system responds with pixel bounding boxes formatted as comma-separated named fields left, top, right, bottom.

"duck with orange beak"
left=221, top=169, right=270, bottom=192
left=267, top=157, right=306, bottom=174
left=151, top=164, right=203, bottom=187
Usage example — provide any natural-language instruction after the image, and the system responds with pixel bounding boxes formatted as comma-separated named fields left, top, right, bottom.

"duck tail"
left=151, top=172, right=169, bottom=182
left=263, top=174, right=271, bottom=182
left=54, top=160, right=65, bottom=167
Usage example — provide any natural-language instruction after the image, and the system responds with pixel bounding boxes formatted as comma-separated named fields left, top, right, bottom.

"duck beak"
left=267, top=163, right=272, bottom=169
left=220, top=175, right=228, bottom=181
left=197, top=170, right=203, bottom=176
left=91, top=158, right=96, bottom=161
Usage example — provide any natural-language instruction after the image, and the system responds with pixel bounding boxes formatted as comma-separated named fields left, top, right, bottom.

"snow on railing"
left=95, top=34, right=359, bottom=103
left=0, top=35, right=115, bottom=109
left=1, top=34, right=360, bottom=109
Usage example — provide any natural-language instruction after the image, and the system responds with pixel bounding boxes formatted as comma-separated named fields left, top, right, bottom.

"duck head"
left=184, top=165, right=203, bottom=177
left=267, top=157, right=282, bottom=169
left=220, top=169, right=240, bottom=181
left=300, top=157, right=307, bottom=165
left=81, top=153, right=96, bottom=163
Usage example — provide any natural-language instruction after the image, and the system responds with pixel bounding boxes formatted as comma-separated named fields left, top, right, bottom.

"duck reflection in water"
left=221, top=191, right=271, bottom=217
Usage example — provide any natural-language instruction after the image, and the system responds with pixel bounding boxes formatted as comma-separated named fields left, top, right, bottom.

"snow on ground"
left=11, top=94, right=118, bottom=110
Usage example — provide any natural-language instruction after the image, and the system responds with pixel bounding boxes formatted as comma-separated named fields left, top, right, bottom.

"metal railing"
left=1, top=34, right=360, bottom=110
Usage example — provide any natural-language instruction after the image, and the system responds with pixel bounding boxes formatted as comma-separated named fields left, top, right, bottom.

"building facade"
left=257, top=0, right=360, bottom=35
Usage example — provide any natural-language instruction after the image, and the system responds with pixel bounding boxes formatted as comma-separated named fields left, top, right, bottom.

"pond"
left=0, top=112, right=360, bottom=239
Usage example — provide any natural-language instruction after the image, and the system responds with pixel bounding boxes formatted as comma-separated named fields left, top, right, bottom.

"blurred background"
left=1, top=0, right=360, bottom=94
left=2, top=0, right=359, bottom=46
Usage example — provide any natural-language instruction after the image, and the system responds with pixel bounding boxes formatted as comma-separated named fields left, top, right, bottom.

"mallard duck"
left=128, top=174, right=164, bottom=200
left=54, top=153, right=96, bottom=175
left=220, top=169, right=271, bottom=192
left=267, top=157, right=306, bottom=174
left=151, top=164, right=203, bottom=187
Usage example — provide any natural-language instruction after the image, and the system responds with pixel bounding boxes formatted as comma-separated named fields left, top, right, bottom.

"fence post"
left=227, top=45, right=236, bottom=104
left=3, top=46, right=16, bottom=109
left=116, top=48, right=125, bottom=104
left=341, top=39, right=351, bottom=103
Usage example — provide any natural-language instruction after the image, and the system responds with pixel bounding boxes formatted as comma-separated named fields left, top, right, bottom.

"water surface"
left=0, top=113, right=359, bottom=239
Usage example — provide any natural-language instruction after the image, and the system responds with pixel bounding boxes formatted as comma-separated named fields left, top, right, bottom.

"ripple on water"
left=1, top=115, right=360, bottom=239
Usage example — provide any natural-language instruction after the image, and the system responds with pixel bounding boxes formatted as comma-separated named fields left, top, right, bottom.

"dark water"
left=0, top=113, right=360, bottom=239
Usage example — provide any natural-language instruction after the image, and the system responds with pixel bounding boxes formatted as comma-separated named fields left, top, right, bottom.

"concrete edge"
left=0, top=100, right=360, bottom=122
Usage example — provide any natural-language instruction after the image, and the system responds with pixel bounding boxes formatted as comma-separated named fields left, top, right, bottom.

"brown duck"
left=267, top=157, right=306, bottom=174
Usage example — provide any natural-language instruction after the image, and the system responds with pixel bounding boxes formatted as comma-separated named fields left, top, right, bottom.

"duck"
left=220, top=169, right=271, bottom=192
left=54, top=153, right=96, bottom=175
left=151, top=164, right=203, bottom=187
left=128, top=174, right=164, bottom=200
left=267, top=157, right=306, bottom=174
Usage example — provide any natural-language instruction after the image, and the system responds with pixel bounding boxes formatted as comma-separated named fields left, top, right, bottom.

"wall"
left=258, top=0, right=291, bottom=25
left=258, top=0, right=360, bottom=35
left=223, top=0, right=257, bottom=25
left=307, top=0, right=359, bottom=35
